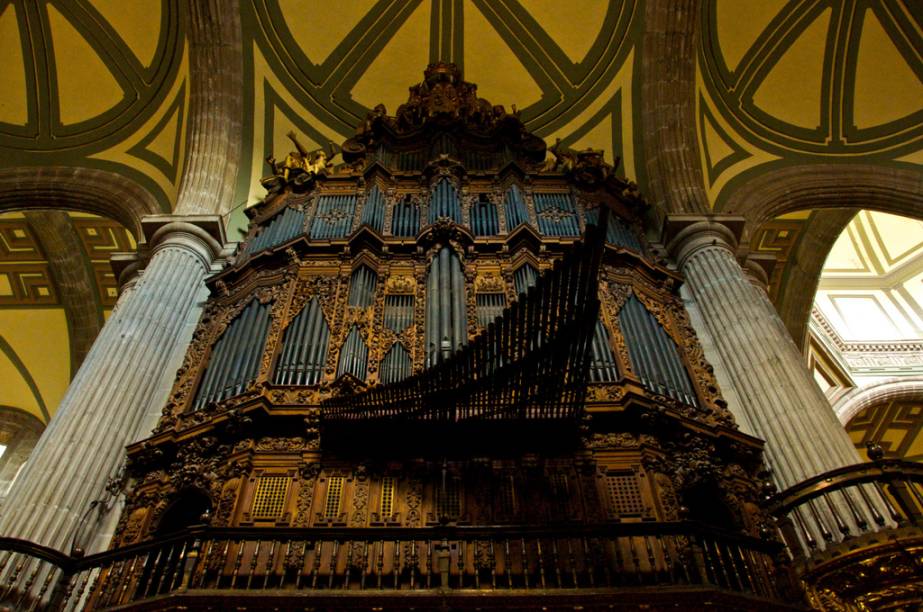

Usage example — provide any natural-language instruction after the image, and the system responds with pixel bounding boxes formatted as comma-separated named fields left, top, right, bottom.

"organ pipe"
left=193, top=299, right=272, bottom=410
left=504, top=185, right=529, bottom=229
left=470, top=196, right=499, bottom=236
left=429, top=179, right=462, bottom=224
left=348, top=266, right=378, bottom=307
left=589, top=319, right=618, bottom=382
left=513, top=264, right=538, bottom=296
left=618, top=295, right=698, bottom=406
left=391, top=196, right=420, bottom=237
left=534, top=193, right=580, bottom=236
left=273, top=299, right=329, bottom=385
left=425, top=247, right=467, bottom=366
left=310, top=195, right=357, bottom=239
left=380, top=343, right=412, bottom=384
left=383, top=294, right=414, bottom=332
left=476, top=293, right=506, bottom=328
left=337, top=325, right=369, bottom=380
left=246, top=206, right=306, bottom=254
left=585, top=209, right=642, bottom=251
left=360, top=185, right=385, bottom=232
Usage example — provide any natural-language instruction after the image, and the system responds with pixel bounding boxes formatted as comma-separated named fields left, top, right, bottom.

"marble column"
left=665, top=218, right=864, bottom=488
left=0, top=216, right=224, bottom=555
left=664, top=218, right=890, bottom=549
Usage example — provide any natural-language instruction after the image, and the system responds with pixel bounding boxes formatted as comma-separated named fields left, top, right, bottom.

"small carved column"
left=0, top=216, right=227, bottom=555
left=664, top=218, right=880, bottom=534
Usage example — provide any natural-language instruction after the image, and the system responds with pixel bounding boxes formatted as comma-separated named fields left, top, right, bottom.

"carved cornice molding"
left=111, top=215, right=232, bottom=290
left=811, top=307, right=923, bottom=355
left=660, top=214, right=745, bottom=270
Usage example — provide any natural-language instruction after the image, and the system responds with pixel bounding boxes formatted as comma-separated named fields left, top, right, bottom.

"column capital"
left=143, top=214, right=227, bottom=267
left=660, top=214, right=746, bottom=270
left=111, top=215, right=231, bottom=294
left=742, top=253, right=776, bottom=293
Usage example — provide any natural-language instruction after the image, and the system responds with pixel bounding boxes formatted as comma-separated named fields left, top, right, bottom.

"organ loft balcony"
left=0, top=64, right=920, bottom=611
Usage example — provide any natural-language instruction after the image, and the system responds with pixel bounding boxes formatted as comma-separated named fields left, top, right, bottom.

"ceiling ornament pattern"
left=697, top=0, right=923, bottom=209
left=0, top=211, right=134, bottom=425
left=239, top=0, right=640, bottom=214
left=0, top=0, right=187, bottom=210
left=847, top=399, right=923, bottom=462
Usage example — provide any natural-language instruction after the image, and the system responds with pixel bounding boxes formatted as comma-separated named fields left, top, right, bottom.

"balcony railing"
left=0, top=521, right=794, bottom=610
left=767, top=454, right=923, bottom=560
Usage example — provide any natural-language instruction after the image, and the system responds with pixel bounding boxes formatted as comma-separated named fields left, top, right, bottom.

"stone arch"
left=0, top=166, right=162, bottom=239
left=728, top=164, right=923, bottom=348
left=0, top=406, right=45, bottom=498
left=832, top=377, right=923, bottom=427
left=721, top=163, right=923, bottom=230
left=638, top=0, right=709, bottom=217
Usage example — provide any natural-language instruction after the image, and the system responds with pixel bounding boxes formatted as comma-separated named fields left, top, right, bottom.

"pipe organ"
left=105, top=64, right=796, bottom=610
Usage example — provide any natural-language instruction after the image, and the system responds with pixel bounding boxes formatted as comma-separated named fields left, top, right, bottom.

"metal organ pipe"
left=246, top=206, right=306, bottom=254
left=619, top=296, right=699, bottom=407
left=348, top=266, right=378, bottom=307
left=430, top=179, right=461, bottom=223
left=504, top=185, right=528, bottom=229
left=391, top=197, right=419, bottom=237
left=193, top=299, right=271, bottom=410
left=224, top=298, right=260, bottom=397
left=514, top=264, right=538, bottom=296
left=534, top=193, right=579, bottom=237
left=438, top=248, right=451, bottom=360
left=589, top=319, right=618, bottom=382
left=360, top=185, right=385, bottom=232
left=585, top=209, right=642, bottom=251
left=380, top=343, right=411, bottom=384
left=337, top=326, right=369, bottom=380
left=310, top=195, right=358, bottom=239
left=274, top=299, right=329, bottom=386
left=384, top=295, right=413, bottom=332
left=426, top=247, right=467, bottom=366
left=471, top=196, right=499, bottom=236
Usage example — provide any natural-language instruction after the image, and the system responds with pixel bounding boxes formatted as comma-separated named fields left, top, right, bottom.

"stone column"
left=664, top=218, right=864, bottom=489
left=0, top=216, right=225, bottom=555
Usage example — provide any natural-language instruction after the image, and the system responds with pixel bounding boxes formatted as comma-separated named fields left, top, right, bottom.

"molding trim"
left=0, top=166, right=161, bottom=238
left=833, top=377, right=923, bottom=426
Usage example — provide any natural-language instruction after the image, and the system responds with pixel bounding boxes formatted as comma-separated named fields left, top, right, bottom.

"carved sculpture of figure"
left=542, top=139, right=577, bottom=173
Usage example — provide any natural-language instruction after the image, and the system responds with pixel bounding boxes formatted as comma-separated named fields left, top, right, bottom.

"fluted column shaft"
left=672, top=223, right=862, bottom=488
left=0, top=223, right=219, bottom=554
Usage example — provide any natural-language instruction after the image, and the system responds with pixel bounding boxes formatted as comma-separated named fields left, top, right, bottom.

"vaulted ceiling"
left=0, top=0, right=920, bottom=428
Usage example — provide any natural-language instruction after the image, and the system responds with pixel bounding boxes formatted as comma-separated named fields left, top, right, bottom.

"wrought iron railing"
left=321, top=215, right=607, bottom=424
left=767, top=452, right=923, bottom=560
left=0, top=521, right=793, bottom=610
